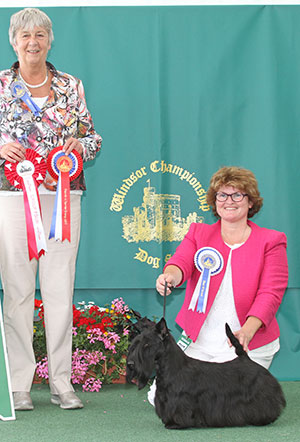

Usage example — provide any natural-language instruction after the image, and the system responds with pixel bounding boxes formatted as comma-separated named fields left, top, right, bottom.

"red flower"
left=73, top=305, right=83, bottom=325
left=72, top=304, right=117, bottom=333
left=34, top=299, right=44, bottom=319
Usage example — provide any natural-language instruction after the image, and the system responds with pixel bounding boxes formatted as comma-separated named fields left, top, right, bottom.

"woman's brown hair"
left=206, top=166, right=263, bottom=218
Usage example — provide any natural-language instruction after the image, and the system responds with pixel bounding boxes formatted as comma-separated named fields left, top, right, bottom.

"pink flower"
left=85, top=351, right=101, bottom=365
left=82, top=377, right=102, bottom=392
left=36, top=357, right=49, bottom=379
left=86, top=328, right=121, bottom=352
left=111, top=297, right=129, bottom=314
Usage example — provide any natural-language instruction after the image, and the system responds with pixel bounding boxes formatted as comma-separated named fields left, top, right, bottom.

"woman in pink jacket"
left=156, top=166, right=288, bottom=367
left=148, top=166, right=288, bottom=405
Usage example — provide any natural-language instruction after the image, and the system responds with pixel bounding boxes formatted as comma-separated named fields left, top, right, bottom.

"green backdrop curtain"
left=0, top=5, right=299, bottom=380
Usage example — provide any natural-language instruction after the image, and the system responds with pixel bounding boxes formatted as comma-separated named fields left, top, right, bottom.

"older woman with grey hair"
left=0, top=8, right=102, bottom=410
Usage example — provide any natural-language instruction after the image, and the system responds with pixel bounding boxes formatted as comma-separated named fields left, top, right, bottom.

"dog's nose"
left=127, top=361, right=134, bottom=367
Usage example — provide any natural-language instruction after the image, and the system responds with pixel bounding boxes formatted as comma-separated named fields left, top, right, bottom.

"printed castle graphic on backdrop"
left=122, top=181, right=204, bottom=243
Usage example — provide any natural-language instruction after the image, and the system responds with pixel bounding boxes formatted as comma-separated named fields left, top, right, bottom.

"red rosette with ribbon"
left=4, top=149, right=47, bottom=260
left=47, top=146, right=83, bottom=242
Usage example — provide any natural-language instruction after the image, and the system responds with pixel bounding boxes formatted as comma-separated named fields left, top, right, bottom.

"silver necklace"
left=19, top=70, right=48, bottom=89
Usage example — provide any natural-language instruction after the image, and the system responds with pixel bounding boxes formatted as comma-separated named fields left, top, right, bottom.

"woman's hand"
left=228, top=316, right=263, bottom=352
left=155, top=265, right=183, bottom=296
left=232, top=328, right=253, bottom=352
left=63, top=137, right=83, bottom=156
left=156, top=274, right=175, bottom=296
left=0, top=142, right=26, bottom=163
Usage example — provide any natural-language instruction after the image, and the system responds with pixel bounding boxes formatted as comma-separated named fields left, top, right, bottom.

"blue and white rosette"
left=10, top=81, right=41, bottom=116
left=188, top=247, right=224, bottom=314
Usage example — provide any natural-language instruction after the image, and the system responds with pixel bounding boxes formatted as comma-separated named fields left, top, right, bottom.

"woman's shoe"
left=51, top=392, right=83, bottom=409
left=13, top=391, right=34, bottom=410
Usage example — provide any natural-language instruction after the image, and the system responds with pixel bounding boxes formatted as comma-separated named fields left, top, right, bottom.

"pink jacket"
left=165, top=220, right=288, bottom=350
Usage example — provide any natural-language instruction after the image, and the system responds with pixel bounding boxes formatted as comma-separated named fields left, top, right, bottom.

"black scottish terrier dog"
left=126, top=318, right=286, bottom=429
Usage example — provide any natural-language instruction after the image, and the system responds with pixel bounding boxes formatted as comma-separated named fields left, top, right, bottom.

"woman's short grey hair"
left=9, top=8, right=54, bottom=46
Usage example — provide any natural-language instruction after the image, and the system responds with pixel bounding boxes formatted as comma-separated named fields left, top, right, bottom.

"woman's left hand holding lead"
left=63, top=137, right=83, bottom=156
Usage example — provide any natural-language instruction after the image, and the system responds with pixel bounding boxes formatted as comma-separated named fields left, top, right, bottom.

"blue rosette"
left=188, top=247, right=224, bottom=313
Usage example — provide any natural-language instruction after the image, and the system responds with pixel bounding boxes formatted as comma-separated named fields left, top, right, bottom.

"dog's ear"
left=155, top=318, right=169, bottom=340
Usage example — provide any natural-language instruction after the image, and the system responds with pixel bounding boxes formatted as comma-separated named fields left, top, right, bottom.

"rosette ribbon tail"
left=49, top=171, right=71, bottom=242
left=61, top=171, right=71, bottom=241
left=22, top=176, right=47, bottom=260
left=49, top=174, right=61, bottom=240
left=188, top=268, right=211, bottom=314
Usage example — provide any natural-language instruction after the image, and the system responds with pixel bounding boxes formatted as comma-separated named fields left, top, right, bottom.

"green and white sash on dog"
left=0, top=301, right=15, bottom=421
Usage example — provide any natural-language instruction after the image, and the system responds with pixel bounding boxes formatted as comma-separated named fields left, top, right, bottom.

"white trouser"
left=0, top=194, right=81, bottom=394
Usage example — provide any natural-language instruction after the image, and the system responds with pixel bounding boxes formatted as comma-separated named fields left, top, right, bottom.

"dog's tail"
left=225, top=323, right=248, bottom=358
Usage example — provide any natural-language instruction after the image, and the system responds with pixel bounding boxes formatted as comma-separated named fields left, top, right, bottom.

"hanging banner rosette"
left=4, top=150, right=47, bottom=261
left=47, top=146, right=83, bottom=242
left=188, top=247, right=224, bottom=314
left=10, top=80, right=41, bottom=116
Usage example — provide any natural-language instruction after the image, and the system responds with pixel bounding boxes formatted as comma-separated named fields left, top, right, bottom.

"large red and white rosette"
left=47, top=146, right=83, bottom=242
left=4, top=149, right=47, bottom=261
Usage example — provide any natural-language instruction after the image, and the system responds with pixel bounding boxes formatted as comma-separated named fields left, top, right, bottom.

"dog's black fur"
left=126, top=318, right=286, bottom=429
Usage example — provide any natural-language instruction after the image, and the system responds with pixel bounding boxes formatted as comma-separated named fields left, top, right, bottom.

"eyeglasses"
left=215, top=192, right=248, bottom=202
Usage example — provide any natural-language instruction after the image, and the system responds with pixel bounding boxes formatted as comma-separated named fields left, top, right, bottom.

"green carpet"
left=1, top=382, right=299, bottom=442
